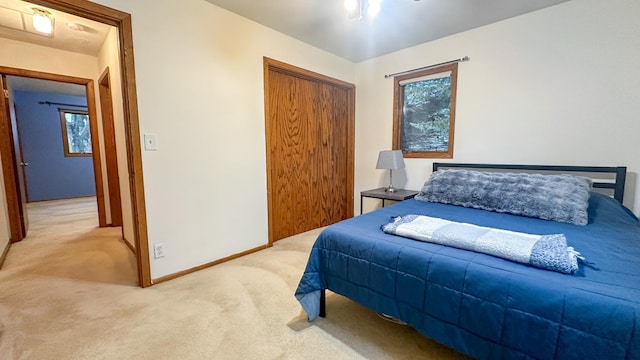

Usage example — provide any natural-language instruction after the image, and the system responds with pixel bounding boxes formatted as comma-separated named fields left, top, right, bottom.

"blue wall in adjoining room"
left=14, top=90, right=96, bottom=202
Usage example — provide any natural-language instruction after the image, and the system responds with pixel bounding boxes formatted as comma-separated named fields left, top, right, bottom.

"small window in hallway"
left=60, top=109, right=91, bottom=157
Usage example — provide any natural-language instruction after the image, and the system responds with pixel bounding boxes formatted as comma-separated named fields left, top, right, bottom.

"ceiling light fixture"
left=344, top=0, right=358, bottom=12
left=344, top=0, right=382, bottom=20
left=367, top=0, right=382, bottom=17
left=32, top=8, right=53, bottom=35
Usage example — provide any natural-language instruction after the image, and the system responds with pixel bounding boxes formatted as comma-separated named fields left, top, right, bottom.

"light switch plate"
left=144, top=133, right=158, bottom=151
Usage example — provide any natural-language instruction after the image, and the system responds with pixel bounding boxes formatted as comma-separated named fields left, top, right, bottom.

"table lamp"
left=376, top=150, right=405, bottom=193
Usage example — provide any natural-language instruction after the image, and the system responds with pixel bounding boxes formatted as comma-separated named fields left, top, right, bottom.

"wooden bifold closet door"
left=264, top=58, right=354, bottom=243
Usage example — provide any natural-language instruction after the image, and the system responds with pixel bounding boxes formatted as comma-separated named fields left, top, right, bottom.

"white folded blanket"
left=382, top=215, right=581, bottom=274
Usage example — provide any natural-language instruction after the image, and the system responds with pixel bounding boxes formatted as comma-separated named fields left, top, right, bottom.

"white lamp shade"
left=376, top=150, right=405, bottom=170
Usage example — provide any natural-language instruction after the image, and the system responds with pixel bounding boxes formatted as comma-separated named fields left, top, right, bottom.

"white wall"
left=355, top=0, right=640, bottom=216
left=92, top=0, right=355, bottom=279
left=0, top=38, right=98, bottom=78
left=97, top=26, right=136, bottom=249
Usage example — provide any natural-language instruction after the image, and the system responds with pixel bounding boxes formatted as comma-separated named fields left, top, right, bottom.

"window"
left=393, top=63, right=458, bottom=158
left=60, top=109, right=91, bottom=157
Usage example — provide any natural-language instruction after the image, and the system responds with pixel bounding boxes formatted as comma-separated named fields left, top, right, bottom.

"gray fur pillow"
left=415, top=169, right=592, bottom=225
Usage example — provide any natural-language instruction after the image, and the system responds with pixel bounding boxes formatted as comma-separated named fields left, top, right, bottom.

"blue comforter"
left=295, top=193, right=640, bottom=359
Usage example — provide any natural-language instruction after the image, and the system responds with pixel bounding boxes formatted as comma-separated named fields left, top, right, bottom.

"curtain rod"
left=38, top=101, right=87, bottom=108
left=384, top=56, right=470, bottom=79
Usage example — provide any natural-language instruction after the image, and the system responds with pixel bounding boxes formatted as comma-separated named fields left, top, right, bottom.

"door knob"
left=20, top=162, right=29, bottom=167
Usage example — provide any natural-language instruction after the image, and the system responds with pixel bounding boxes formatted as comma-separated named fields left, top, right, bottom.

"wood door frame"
left=6, top=0, right=151, bottom=287
left=0, top=75, right=26, bottom=241
left=98, top=67, right=123, bottom=228
left=1, top=71, right=104, bottom=231
left=263, top=57, right=355, bottom=245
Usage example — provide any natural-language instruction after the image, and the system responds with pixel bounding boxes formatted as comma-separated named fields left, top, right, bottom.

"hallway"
left=3, top=196, right=136, bottom=284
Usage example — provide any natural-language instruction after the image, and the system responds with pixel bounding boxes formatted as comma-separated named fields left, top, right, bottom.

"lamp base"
left=385, top=186, right=398, bottom=193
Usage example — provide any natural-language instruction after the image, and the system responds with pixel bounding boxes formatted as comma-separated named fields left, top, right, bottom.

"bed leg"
left=319, top=289, right=326, bottom=318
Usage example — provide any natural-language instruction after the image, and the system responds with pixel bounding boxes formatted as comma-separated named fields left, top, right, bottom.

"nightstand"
left=360, top=188, right=419, bottom=214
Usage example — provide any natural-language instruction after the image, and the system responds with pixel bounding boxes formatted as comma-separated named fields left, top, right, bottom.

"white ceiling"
left=0, top=0, right=111, bottom=56
left=204, top=0, right=572, bottom=62
left=0, top=0, right=573, bottom=95
left=0, top=0, right=111, bottom=96
left=0, top=0, right=574, bottom=64
left=8, top=76, right=86, bottom=96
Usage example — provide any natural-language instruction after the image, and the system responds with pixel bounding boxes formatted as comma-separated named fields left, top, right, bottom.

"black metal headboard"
left=432, top=163, right=627, bottom=203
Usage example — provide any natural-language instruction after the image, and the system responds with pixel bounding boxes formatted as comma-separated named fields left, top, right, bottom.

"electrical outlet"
left=153, top=243, right=165, bottom=259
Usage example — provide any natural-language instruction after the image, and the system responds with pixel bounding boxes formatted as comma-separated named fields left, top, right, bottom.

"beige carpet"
left=0, top=198, right=468, bottom=359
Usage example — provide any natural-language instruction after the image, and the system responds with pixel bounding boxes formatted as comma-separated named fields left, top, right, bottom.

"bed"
left=295, top=163, right=640, bottom=359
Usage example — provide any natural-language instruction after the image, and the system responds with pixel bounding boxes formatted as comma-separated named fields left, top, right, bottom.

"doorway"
left=0, top=0, right=150, bottom=287
left=98, top=68, right=123, bottom=228
left=264, top=57, right=355, bottom=244
left=5, top=75, right=103, bottom=237
left=1, top=71, right=106, bottom=239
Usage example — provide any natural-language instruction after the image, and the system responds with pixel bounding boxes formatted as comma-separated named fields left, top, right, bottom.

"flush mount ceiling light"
left=32, top=7, right=54, bottom=34
left=344, top=0, right=382, bottom=20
